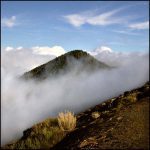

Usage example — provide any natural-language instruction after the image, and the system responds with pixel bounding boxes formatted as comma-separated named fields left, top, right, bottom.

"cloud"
left=2, top=45, right=65, bottom=74
left=95, top=46, right=112, bottom=53
left=93, top=47, right=149, bottom=67
left=2, top=16, right=17, bottom=28
left=2, top=47, right=56, bottom=75
left=89, top=46, right=149, bottom=68
left=32, top=46, right=66, bottom=57
left=64, top=14, right=86, bottom=27
left=64, top=9, right=124, bottom=27
left=89, top=46, right=112, bottom=56
left=128, top=21, right=149, bottom=30
left=16, top=46, right=23, bottom=50
left=1, top=47, right=149, bottom=145
left=5, top=46, right=23, bottom=51
left=112, top=30, right=140, bottom=35
left=5, top=46, right=14, bottom=51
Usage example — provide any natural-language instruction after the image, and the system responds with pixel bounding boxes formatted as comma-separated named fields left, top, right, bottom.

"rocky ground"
left=52, top=81, right=149, bottom=150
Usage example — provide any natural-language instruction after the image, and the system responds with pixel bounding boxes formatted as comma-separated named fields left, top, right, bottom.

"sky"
left=1, top=1, right=149, bottom=53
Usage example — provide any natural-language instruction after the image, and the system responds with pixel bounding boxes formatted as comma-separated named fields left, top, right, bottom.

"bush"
left=57, top=111, right=76, bottom=131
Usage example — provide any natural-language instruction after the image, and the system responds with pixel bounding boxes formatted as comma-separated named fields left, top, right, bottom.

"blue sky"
left=1, top=1, right=149, bottom=52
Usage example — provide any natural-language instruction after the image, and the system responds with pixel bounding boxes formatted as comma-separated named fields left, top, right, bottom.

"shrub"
left=57, top=111, right=76, bottom=131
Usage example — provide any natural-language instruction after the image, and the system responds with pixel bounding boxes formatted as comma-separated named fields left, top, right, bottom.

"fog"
left=1, top=49, right=149, bottom=146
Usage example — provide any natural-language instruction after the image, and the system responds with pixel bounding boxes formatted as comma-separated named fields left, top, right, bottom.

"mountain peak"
left=22, top=50, right=110, bottom=80
left=66, top=50, right=89, bottom=56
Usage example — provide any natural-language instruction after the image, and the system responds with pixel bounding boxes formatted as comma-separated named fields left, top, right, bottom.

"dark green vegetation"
left=3, top=82, right=149, bottom=149
left=22, top=50, right=110, bottom=80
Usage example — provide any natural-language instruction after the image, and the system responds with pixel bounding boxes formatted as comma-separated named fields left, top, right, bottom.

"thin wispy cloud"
left=2, top=16, right=17, bottom=28
left=112, top=30, right=140, bottom=35
left=64, top=9, right=125, bottom=27
left=129, top=21, right=149, bottom=30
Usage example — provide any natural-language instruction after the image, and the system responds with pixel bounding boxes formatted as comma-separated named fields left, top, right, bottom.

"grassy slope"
left=3, top=118, right=66, bottom=149
left=3, top=82, right=149, bottom=149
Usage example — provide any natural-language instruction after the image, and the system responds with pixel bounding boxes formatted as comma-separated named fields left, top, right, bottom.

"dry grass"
left=3, top=118, right=65, bottom=149
left=58, top=111, right=76, bottom=132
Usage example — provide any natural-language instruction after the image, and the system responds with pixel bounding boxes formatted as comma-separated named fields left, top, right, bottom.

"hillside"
left=22, top=50, right=110, bottom=80
left=52, top=82, right=149, bottom=150
left=3, top=81, right=149, bottom=149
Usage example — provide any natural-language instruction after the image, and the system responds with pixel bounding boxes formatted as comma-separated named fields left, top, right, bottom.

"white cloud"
left=87, top=9, right=122, bottom=26
left=2, top=16, right=17, bottom=28
left=95, top=46, right=112, bottom=53
left=5, top=47, right=14, bottom=51
left=16, top=46, right=23, bottom=50
left=91, top=46, right=149, bottom=67
left=129, top=21, right=149, bottom=30
left=89, top=46, right=112, bottom=56
left=64, top=9, right=124, bottom=27
left=5, top=46, right=23, bottom=51
left=64, top=14, right=86, bottom=27
left=32, top=46, right=66, bottom=57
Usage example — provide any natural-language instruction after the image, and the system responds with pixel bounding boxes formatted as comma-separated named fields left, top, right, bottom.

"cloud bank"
left=1, top=47, right=149, bottom=146
left=2, top=47, right=55, bottom=76
left=2, top=45, right=65, bottom=76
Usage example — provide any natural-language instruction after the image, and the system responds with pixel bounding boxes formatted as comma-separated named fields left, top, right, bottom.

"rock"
left=91, top=112, right=101, bottom=119
left=79, top=137, right=97, bottom=148
left=117, top=116, right=123, bottom=121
